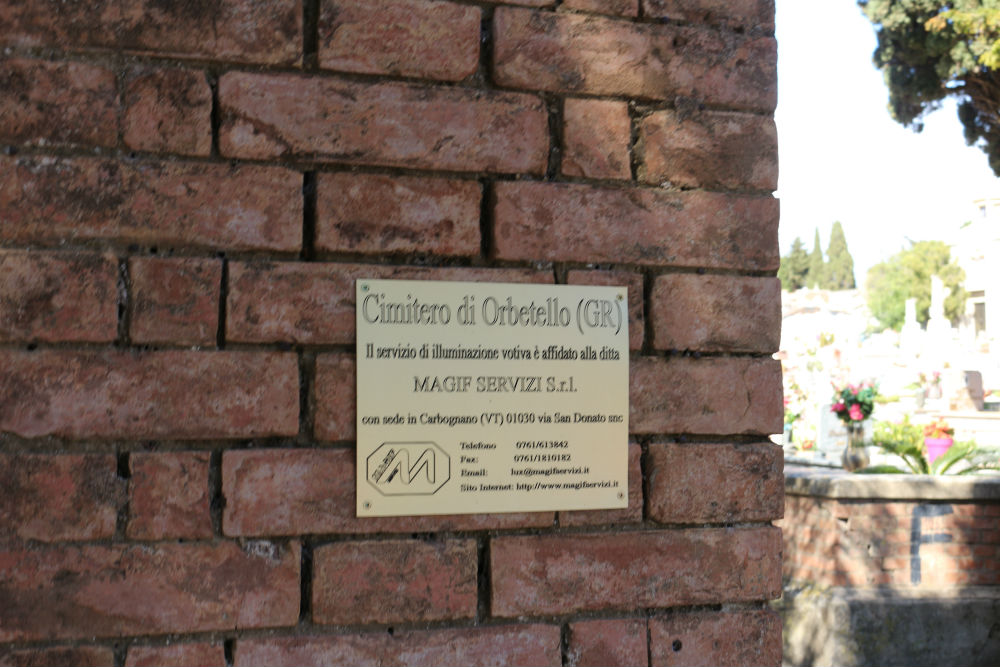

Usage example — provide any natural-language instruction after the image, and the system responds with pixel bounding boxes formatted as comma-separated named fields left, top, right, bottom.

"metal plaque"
left=356, top=279, right=629, bottom=517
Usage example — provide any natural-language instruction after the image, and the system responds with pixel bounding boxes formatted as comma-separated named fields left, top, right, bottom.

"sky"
left=774, top=0, right=1000, bottom=283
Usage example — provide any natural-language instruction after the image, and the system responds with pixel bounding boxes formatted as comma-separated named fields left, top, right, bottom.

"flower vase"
left=842, top=422, right=869, bottom=472
left=925, top=437, right=953, bottom=464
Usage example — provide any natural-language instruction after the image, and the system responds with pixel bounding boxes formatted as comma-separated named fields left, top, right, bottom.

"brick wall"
left=0, top=1, right=782, bottom=666
left=781, top=470, right=1000, bottom=589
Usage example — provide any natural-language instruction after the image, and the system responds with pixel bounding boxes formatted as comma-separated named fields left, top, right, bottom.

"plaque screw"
left=361, top=284, right=369, bottom=292
left=617, top=492, right=625, bottom=500
left=617, top=293, right=624, bottom=301
left=363, top=501, right=371, bottom=509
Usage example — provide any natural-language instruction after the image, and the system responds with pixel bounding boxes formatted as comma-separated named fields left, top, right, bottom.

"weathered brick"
left=563, top=0, right=638, bottom=17
left=222, top=448, right=553, bottom=536
left=494, top=181, right=778, bottom=271
left=638, top=109, right=778, bottom=191
left=228, top=263, right=552, bottom=345
left=234, top=625, right=561, bottom=667
left=0, top=58, right=117, bottom=148
left=649, top=609, right=781, bottom=667
left=0, top=349, right=299, bottom=439
left=561, top=98, right=631, bottom=180
left=0, top=541, right=300, bottom=641
left=0, top=251, right=118, bottom=343
left=493, top=7, right=776, bottom=112
left=319, top=0, right=480, bottom=81
left=0, top=454, right=123, bottom=543
left=643, top=0, right=775, bottom=34
left=129, top=257, right=221, bottom=346
left=0, top=156, right=302, bottom=252
left=630, top=356, right=782, bottom=435
left=219, top=72, right=548, bottom=173
left=491, top=526, right=781, bottom=616
left=316, top=173, right=481, bottom=257
left=127, top=451, right=213, bottom=540
left=0, top=0, right=301, bottom=65
left=313, top=539, right=478, bottom=625
left=567, top=618, right=647, bottom=667
left=314, top=353, right=356, bottom=442
left=559, top=442, right=642, bottom=527
left=566, top=269, right=644, bottom=350
left=0, top=646, right=114, bottom=667
left=647, top=442, right=783, bottom=524
left=123, top=66, right=212, bottom=156
left=651, top=274, right=781, bottom=353
left=125, top=642, right=225, bottom=667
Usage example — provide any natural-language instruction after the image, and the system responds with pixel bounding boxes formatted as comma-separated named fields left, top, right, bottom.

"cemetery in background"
left=776, top=222, right=1000, bottom=666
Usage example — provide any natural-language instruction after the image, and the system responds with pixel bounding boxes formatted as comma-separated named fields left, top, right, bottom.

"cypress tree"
left=806, top=228, right=825, bottom=288
left=778, top=237, right=810, bottom=291
left=824, top=221, right=856, bottom=289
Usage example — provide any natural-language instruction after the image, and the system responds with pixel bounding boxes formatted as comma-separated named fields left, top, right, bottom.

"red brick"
left=234, top=625, right=561, bottom=666
left=0, top=541, right=300, bottom=641
left=647, top=442, right=783, bottom=523
left=314, top=353, right=356, bottom=442
left=123, top=66, right=212, bottom=156
left=559, top=442, right=643, bottom=527
left=566, top=269, right=644, bottom=350
left=0, top=646, right=114, bottom=667
left=493, top=7, right=776, bottom=112
left=219, top=72, right=548, bottom=173
left=0, top=156, right=302, bottom=252
left=0, top=0, right=300, bottom=65
left=567, top=618, right=647, bottom=667
left=638, top=109, right=778, bottom=191
left=127, top=451, right=213, bottom=540
left=228, top=262, right=552, bottom=345
left=651, top=274, right=780, bottom=353
left=643, top=0, right=775, bottom=34
left=313, top=539, right=478, bottom=624
left=125, top=642, right=225, bottom=667
left=491, top=526, right=781, bottom=616
left=563, top=0, right=638, bottom=17
left=649, top=609, right=781, bottom=667
left=0, top=349, right=299, bottom=439
left=0, top=58, right=117, bottom=148
left=630, top=357, right=782, bottom=435
left=0, top=454, right=123, bottom=543
left=316, top=173, right=481, bottom=257
left=319, top=0, right=480, bottom=81
left=129, top=257, right=220, bottom=346
left=493, top=182, right=779, bottom=271
left=0, top=250, right=118, bottom=343
left=222, top=448, right=553, bottom=536
left=561, top=98, right=631, bottom=180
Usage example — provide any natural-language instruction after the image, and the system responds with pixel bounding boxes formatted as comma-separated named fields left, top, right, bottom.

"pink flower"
left=849, top=404, right=864, bottom=421
left=832, top=402, right=845, bottom=413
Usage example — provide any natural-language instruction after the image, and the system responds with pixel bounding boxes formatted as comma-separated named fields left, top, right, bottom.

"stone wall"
left=0, top=1, right=782, bottom=665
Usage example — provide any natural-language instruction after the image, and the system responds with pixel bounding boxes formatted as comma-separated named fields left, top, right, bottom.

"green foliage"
left=778, top=237, right=810, bottom=291
left=824, top=221, right=857, bottom=289
left=859, top=0, right=1000, bottom=176
left=806, top=228, right=825, bottom=288
left=865, top=240, right=966, bottom=330
left=858, top=417, right=1000, bottom=474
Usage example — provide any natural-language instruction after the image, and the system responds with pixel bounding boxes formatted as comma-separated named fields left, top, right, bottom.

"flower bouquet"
left=830, top=381, right=877, bottom=424
left=830, top=381, right=877, bottom=471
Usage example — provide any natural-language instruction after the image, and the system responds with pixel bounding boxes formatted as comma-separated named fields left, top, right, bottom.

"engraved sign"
left=356, top=279, right=629, bottom=517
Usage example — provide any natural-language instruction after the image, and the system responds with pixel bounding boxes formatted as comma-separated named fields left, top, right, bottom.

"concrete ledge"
left=779, top=584, right=1000, bottom=667
left=785, top=464, right=1000, bottom=500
